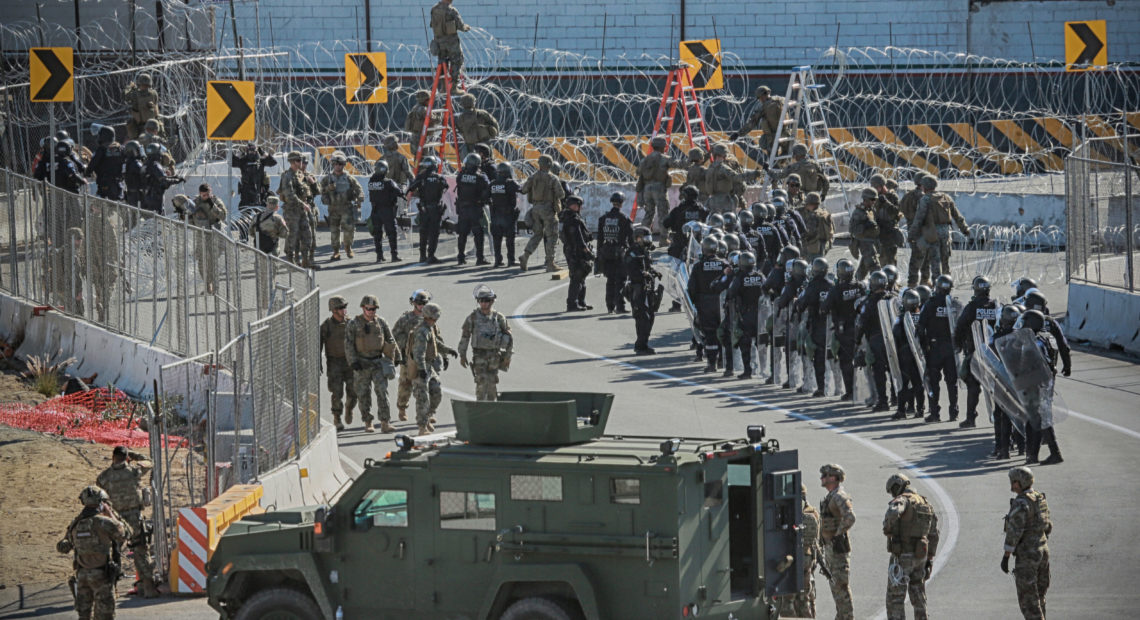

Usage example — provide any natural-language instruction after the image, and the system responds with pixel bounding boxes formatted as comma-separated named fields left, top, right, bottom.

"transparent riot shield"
left=757, top=296, right=773, bottom=381
left=825, top=322, right=843, bottom=396
left=877, top=299, right=905, bottom=391
left=660, top=254, right=703, bottom=346
left=946, top=295, right=965, bottom=388
left=995, top=329, right=1056, bottom=431
left=901, top=310, right=930, bottom=396
left=972, top=323, right=1028, bottom=432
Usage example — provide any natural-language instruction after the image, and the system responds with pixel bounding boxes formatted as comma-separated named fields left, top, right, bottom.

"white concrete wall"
left=255, top=424, right=350, bottom=510
left=1066, top=282, right=1140, bottom=355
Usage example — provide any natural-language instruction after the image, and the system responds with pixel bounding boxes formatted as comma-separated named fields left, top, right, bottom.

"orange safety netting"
left=0, top=388, right=186, bottom=448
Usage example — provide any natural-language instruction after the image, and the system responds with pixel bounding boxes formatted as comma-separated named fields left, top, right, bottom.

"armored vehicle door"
left=759, top=449, right=801, bottom=598
left=337, top=474, right=416, bottom=615
left=432, top=477, right=502, bottom=613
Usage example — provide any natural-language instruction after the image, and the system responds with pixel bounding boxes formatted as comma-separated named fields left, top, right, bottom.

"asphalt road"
left=5, top=234, right=1137, bottom=620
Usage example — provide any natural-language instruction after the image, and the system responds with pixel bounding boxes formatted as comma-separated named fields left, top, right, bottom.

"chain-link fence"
left=1065, top=134, right=1140, bottom=292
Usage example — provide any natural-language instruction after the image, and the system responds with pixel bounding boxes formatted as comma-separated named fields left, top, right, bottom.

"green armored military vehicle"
left=206, top=392, right=804, bottom=619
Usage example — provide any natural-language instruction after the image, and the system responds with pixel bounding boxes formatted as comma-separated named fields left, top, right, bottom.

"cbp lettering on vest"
left=488, top=163, right=521, bottom=267
left=597, top=192, right=634, bottom=313
left=407, top=156, right=449, bottom=264
left=454, top=153, right=491, bottom=265
left=368, top=160, right=404, bottom=263
left=86, top=125, right=125, bottom=200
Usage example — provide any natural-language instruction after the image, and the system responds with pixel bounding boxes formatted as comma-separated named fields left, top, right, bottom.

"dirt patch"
left=0, top=357, right=51, bottom=407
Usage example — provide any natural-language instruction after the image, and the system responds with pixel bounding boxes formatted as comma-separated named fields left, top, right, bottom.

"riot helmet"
left=374, top=160, right=389, bottom=178
left=738, top=209, right=754, bottom=229
left=915, top=285, right=933, bottom=306
left=739, top=251, right=757, bottom=272
left=935, top=274, right=954, bottom=294
left=901, top=289, right=922, bottom=312
left=705, top=213, right=725, bottom=230
left=790, top=259, right=809, bottom=279
left=811, top=257, right=829, bottom=278
left=973, top=276, right=992, bottom=297
left=869, top=270, right=889, bottom=292
left=680, top=184, right=699, bottom=201
left=700, top=236, right=720, bottom=256
left=836, top=258, right=855, bottom=282
left=721, top=211, right=738, bottom=233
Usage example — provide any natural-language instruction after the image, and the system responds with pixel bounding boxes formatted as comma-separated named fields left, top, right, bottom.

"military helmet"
left=882, top=264, right=899, bottom=286
left=700, top=236, right=720, bottom=256
left=755, top=86, right=771, bottom=98
left=1008, top=466, right=1034, bottom=488
left=96, top=125, right=116, bottom=145
left=537, top=154, right=553, bottom=170
left=886, top=473, right=911, bottom=496
left=41, top=136, right=57, bottom=151
left=737, top=251, right=756, bottom=271
left=680, top=184, right=699, bottom=200
left=724, top=233, right=741, bottom=253
left=805, top=192, right=821, bottom=206
left=550, top=162, right=562, bottom=175
left=687, top=147, right=705, bottom=163
left=861, top=187, right=878, bottom=201
left=171, top=194, right=190, bottom=211
left=382, top=134, right=399, bottom=147
left=330, top=151, right=348, bottom=165
left=705, top=213, right=724, bottom=229
left=811, top=257, right=829, bottom=277
left=632, top=225, right=653, bottom=244
left=360, top=295, right=380, bottom=308
left=80, top=485, right=109, bottom=507
left=792, top=143, right=808, bottom=158
left=790, top=259, right=809, bottom=278
left=886, top=178, right=899, bottom=191
left=973, top=275, right=992, bottom=296
left=999, top=303, right=1023, bottom=329
left=564, top=195, right=583, bottom=207
left=414, top=89, right=430, bottom=102
left=287, top=151, right=303, bottom=162
left=915, top=285, right=932, bottom=306
left=711, top=143, right=728, bottom=157
left=935, top=274, right=954, bottom=293
left=328, top=295, right=348, bottom=311
left=901, top=289, right=922, bottom=311
left=422, top=302, right=442, bottom=320
left=458, top=93, right=476, bottom=108
left=778, top=245, right=800, bottom=264
left=124, top=140, right=142, bottom=157
left=1014, top=277, right=1038, bottom=300
left=869, top=270, right=889, bottom=292
left=496, top=162, right=512, bottom=177
left=410, top=289, right=432, bottom=305
left=650, top=136, right=668, bottom=150
left=1015, top=309, right=1046, bottom=333
left=610, top=191, right=626, bottom=205
left=920, top=175, right=938, bottom=190
left=420, top=156, right=439, bottom=172
left=785, top=173, right=802, bottom=186
left=869, top=173, right=887, bottom=188
left=144, top=119, right=160, bottom=132
left=722, top=211, right=739, bottom=233
left=374, top=160, right=389, bottom=177
left=836, top=258, right=855, bottom=281
left=463, top=153, right=481, bottom=169
left=1023, top=290, right=1047, bottom=312
left=266, top=195, right=281, bottom=207
left=137, top=72, right=153, bottom=86
left=473, top=284, right=496, bottom=301
left=820, top=463, right=846, bottom=482
left=738, top=209, right=754, bottom=228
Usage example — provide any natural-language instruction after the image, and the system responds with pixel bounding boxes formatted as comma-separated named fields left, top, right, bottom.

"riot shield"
left=660, top=255, right=703, bottom=346
left=995, top=329, right=1056, bottom=431
left=901, top=311, right=930, bottom=396
left=877, top=299, right=905, bottom=391
left=946, top=295, right=965, bottom=388
left=825, top=322, right=843, bottom=396
left=971, top=322, right=1028, bottom=433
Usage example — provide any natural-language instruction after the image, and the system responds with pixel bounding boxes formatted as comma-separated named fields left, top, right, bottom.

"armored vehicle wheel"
left=500, top=596, right=580, bottom=620
left=234, top=587, right=322, bottom=620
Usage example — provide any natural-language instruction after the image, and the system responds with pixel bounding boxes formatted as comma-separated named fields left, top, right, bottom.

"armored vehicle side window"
left=440, top=491, right=497, bottom=530
left=510, top=475, right=563, bottom=501
left=610, top=478, right=640, bottom=505
left=353, top=489, right=408, bottom=528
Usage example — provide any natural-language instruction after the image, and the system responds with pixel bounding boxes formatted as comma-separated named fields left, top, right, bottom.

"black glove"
left=924, top=559, right=933, bottom=581
left=831, top=534, right=851, bottom=554
left=418, top=369, right=427, bottom=380
left=442, top=357, right=450, bottom=371
left=760, top=161, right=770, bottom=171
left=351, top=361, right=363, bottom=371
left=728, top=131, right=740, bottom=141
left=1000, top=555, right=1010, bottom=574
left=1062, top=365, right=1071, bottom=377
left=446, top=349, right=459, bottom=359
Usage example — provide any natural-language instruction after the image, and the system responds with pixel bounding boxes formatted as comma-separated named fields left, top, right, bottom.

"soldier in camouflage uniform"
left=635, top=136, right=683, bottom=234
left=819, top=463, right=857, bottom=620
left=798, top=192, right=833, bottom=261
left=189, top=184, right=227, bottom=294
left=344, top=295, right=399, bottom=433
left=430, top=0, right=471, bottom=87
left=901, top=172, right=931, bottom=287
left=871, top=174, right=904, bottom=267
left=320, top=296, right=358, bottom=431
left=458, top=285, right=513, bottom=401
left=405, top=91, right=439, bottom=153
left=382, top=135, right=414, bottom=218
left=57, top=486, right=130, bottom=620
left=87, top=201, right=122, bottom=322
left=95, top=446, right=157, bottom=598
left=410, top=302, right=458, bottom=435
left=321, top=151, right=364, bottom=260
left=300, top=155, right=322, bottom=269
left=704, top=143, right=758, bottom=214
left=771, top=143, right=830, bottom=200
left=393, top=290, right=431, bottom=422
left=730, top=85, right=785, bottom=154
left=1002, top=466, right=1052, bottom=620
left=252, top=196, right=290, bottom=257
left=518, top=154, right=566, bottom=272
left=455, top=94, right=499, bottom=154
left=278, top=151, right=314, bottom=267
left=907, top=176, right=968, bottom=283
left=850, top=188, right=882, bottom=280
left=684, top=147, right=708, bottom=202
left=883, top=473, right=940, bottom=620
left=123, top=72, right=160, bottom=140
left=779, top=484, right=823, bottom=618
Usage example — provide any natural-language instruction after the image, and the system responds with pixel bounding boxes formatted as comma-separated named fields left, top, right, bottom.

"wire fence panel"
left=1065, top=135, right=1140, bottom=292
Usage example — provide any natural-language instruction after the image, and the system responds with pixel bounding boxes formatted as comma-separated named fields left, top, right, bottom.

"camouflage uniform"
left=1004, top=482, right=1052, bottom=619
left=344, top=307, right=398, bottom=427
left=405, top=91, right=441, bottom=153
left=278, top=154, right=314, bottom=265
left=907, top=180, right=967, bottom=283
left=320, top=166, right=364, bottom=257
left=684, top=148, right=708, bottom=202
left=900, top=182, right=930, bottom=287
left=189, top=195, right=227, bottom=292
left=820, top=482, right=857, bottom=620
left=430, top=0, right=470, bottom=81
left=319, top=302, right=358, bottom=429
left=410, top=314, right=455, bottom=429
left=772, top=149, right=831, bottom=200
left=301, top=161, right=321, bottom=266
left=780, top=491, right=822, bottom=618
left=519, top=157, right=566, bottom=270
left=850, top=193, right=881, bottom=280
left=704, top=148, right=753, bottom=214
left=458, top=307, right=513, bottom=401
left=798, top=195, right=833, bottom=261
left=736, top=87, right=786, bottom=153
left=58, top=490, right=130, bottom=620
left=455, top=95, right=499, bottom=152
left=123, top=78, right=159, bottom=140
left=253, top=199, right=290, bottom=257
left=635, top=138, right=678, bottom=233
left=392, top=309, right=424, bottom=420
left=873, top=187, right=903, bottom=267
left=883, top=479, right=939, bottom=620
left=382, top=138, right=414, bottom=217
left=95, top=452, right=157, bottom=597
left=88, top=203, right=122, bottom=322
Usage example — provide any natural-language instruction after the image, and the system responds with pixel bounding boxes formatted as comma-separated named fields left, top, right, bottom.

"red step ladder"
left=414, top=63, right=464, bottom=171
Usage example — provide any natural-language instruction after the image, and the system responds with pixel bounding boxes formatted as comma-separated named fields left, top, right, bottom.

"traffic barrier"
left=169, top=484, right=264, bottom=594
left=1066, top=282, right=1140, bottom=355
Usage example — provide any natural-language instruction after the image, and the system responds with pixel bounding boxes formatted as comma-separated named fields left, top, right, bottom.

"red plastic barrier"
left=0, top=388, right=185, bottom=448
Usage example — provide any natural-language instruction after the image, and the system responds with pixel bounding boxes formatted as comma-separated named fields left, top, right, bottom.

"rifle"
left=815, top=548, right=833, bottom=581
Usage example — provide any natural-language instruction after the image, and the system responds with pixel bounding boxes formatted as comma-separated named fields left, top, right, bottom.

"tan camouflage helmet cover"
left=820, top=463, right=846, bottom=481
left=360, top=295, right=380, bottom=308
left=328, top=295, right=349, bottom=311
left=422, top=302, right=442, bottom=320
left=1008, top=466, right=1034, bottom=488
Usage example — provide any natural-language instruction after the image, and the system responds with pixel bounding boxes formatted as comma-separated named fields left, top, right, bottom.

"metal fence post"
left=1125, top=154, right=1135, bottom=292
left=5, top=170, right=17, bottom=296
left=288, top=303, right=302, bottom=457
left=206, top=350, right=218, bottom=501
left=246, top=323, right=260, bottom=480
